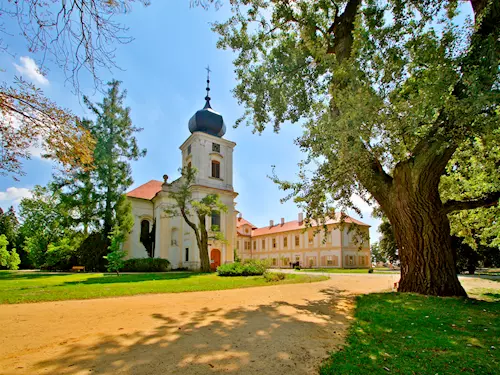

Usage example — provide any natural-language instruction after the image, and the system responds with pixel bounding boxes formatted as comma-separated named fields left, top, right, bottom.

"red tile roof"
left=251, top=213, right=369, bottom=237
left=236, top=217, right=257, bottom=229
left=126, top=180, right=162, bottom=200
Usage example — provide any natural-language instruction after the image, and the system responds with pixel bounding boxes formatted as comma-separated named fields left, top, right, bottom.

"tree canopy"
left=212, top=0, right=500, bottom=296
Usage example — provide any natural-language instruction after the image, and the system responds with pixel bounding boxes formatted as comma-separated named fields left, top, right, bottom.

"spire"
left=204, top=65, right=212, bottom=109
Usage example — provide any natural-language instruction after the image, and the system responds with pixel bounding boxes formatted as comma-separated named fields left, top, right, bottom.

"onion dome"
left=188, top=67, right=226, bottom=138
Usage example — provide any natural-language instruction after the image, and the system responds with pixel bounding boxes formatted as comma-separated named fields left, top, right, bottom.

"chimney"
left=281, top=218, right=285, bottom=225
left=298, top=213, right=303, bottom=223
left=270, top=220, right=274, bottom=227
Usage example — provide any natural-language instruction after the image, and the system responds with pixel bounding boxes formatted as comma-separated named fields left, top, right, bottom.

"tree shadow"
left=29, top=287, right=352, bottom=374
left=0, top=271, right=72, bottom=280
left=62, top=272, right=196, bottom=286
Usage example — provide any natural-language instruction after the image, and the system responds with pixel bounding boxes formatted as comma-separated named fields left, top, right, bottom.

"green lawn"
left=298, top=268, right=399, bottom=274
left=320, top=293, right=500, bottom=375
left=0, top=271, right=327, bottom=304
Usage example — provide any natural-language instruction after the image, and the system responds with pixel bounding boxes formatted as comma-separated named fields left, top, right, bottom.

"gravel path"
left=0, top=274, right=497, bottom=375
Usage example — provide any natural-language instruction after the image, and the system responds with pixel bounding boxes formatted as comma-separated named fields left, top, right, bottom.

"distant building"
left=124, top=75, right=370, bottom=270
left=236, top=214, right=371, bottom=269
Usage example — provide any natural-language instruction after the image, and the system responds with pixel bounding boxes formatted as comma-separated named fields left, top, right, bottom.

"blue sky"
left=0, top=1, right=380, bottom=240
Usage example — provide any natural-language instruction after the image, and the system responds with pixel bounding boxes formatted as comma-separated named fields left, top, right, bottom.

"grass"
left=0, top=270, right=327, bottom=304
left=320, top=293, right=500, bottom=375
left=297, top=268, right=399, bottom=274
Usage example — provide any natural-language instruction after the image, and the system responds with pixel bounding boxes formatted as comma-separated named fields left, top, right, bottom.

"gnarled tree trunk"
left=382, top=164, right=466, bottom=297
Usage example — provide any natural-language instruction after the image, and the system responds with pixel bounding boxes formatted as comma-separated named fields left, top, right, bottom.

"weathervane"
left=205, top=65, right=211, bottom=104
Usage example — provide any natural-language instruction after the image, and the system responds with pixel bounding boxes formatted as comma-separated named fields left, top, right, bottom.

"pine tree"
left=83, top=80, right=146, bottom=237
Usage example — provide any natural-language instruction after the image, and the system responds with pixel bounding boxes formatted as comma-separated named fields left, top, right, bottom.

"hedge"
left=217, top=259, right=269, bottom=276
left=122, top=258, right=171, bottom=272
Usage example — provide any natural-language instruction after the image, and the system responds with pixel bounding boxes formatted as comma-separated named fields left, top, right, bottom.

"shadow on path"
left=30, top=287, right=353, bottom=375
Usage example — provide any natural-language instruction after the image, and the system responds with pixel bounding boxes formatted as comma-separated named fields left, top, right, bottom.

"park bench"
left=71, top=266, right=85, bottom=272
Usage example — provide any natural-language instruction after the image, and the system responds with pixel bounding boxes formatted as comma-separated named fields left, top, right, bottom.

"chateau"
left=124, top=79, right=370, bottom=270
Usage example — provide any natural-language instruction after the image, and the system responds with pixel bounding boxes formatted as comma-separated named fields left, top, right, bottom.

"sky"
left=0, top=1, right=380, bottom=241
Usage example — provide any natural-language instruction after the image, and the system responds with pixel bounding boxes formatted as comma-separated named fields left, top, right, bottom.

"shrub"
left=104, top=227, right=127, bottom=275
left=263, top=271, right=286, bottom=282
left=122, top=258, right=171, bottom=272
left=0, top=235, right=21, bottom=270
left=295, top=266, right=301, bottom=271
left=217, top=259, right=269, bottom=276
left=368, top=268, right=374, bottom=273
left=45, top=237, right=78, bottom=270
left=77, top=232, right=110, bottom=272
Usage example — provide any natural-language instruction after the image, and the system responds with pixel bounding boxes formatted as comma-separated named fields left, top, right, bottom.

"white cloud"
left=0, top=187, right=32, bottom=207
left=13, top=56, right=49, bottom=86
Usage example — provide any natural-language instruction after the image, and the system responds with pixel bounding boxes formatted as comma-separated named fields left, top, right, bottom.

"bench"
left=71, top=266, right=85, bottom=272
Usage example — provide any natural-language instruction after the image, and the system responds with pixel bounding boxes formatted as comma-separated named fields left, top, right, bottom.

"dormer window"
left=212, top=142, right=220, bottom=153
left=211, top=160, right=220, bottom=178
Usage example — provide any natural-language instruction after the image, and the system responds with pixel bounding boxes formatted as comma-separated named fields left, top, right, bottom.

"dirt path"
left=0, top=274, right=496, bottom=375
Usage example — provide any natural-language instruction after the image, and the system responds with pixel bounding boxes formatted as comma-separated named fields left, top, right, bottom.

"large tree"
left=167, top=167, right=227, bottom=272
left=0, top=1, right=149, bottom=177
left=83, top=80, right=146, bottom=237
left=212, top=0, right=500, bottom=296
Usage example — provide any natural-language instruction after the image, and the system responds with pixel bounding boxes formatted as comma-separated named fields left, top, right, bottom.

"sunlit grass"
left=320, top=293, right=500, bottom=374
left=0, top=271, right=327, bottom=304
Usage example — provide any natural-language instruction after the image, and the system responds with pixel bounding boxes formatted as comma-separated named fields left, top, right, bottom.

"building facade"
left=236, top=214, right=371, bottom=269
left=124, top=82, right=370, bottom=270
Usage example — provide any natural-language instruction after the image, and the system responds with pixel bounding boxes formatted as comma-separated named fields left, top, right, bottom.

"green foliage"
left=122, top=258, right=171, bottom=272
left=104, top=227, right=127, bottom=275
left=370, top=242, right=387, bottom=264
left=19, top=185, right=72, bottom=267
left=320, top=293, right=500, bottom=374
left=378, top=217, right=399, bottom=264
left=83, top=80, right=146, bottom=236
left=167, top=166, right=228, bottom=272
left=0, top=235, right=20, bottom=270
left=441, top=133, right=500, bottom=250
left=233, top=248, right=241, bottom=263
left=367, top=268, right=374, bottom=273
left=217, top=259, right=269, bottom=276
left=263, top=271, right=286, bottom=282
left=45, top=237, right=79, bottom=270
left=77, top=232, right=109, bottom=272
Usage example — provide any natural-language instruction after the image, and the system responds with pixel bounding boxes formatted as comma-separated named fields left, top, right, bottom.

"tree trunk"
left=384, top=165, right=467, bottom=297
left=197, top=215, right=211, bottom=273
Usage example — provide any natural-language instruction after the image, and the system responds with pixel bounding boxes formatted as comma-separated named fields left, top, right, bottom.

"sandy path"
left=0, top=274, right=496, bottom=375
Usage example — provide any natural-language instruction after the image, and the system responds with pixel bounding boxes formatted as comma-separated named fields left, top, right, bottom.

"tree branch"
left=443, top=191, right=500, bottom=214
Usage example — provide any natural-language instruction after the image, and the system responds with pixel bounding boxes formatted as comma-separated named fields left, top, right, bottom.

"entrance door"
left=210, top=249, right=221, bottom=271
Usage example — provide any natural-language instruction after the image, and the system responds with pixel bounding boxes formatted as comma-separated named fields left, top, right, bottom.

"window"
left=253, top=241, right=256, bottom=250
left=211, top=211, right=221, bottom=231
left=140, top=220, right=150, bottom=243
left=272, top=258, right=277, bottom=266
left=308, top=231, right=314, bottom=244
left=236, top=241, right=240, bottom=250
left=185, top=248, right=189, bottom=262
left=327, top=256, right=333, bottom=266
left=262, top=239, right=265, bottom=249
left=211, top=160, right=220, bottom=178
left=283, top=237, right=288, bottom=248
left=327, top=230, right=332, bottom=243
left=295, top=235, right=300, bottom=246
left=212, top=142, right=221, bottom=153
left=170, top=227, right=178, bottom=246
left=295, top=255, right=300, bottom=262
left=272, top=238, right=276, bottom=248
left=347, top=255, right=354, bottom=265
left=187, top=144, right=191, bottom=155
left=283, top=257, right=290, bottom=266
left=187, top=161, right=192, bottom=170
left=244, top=241, right=250, bottom=250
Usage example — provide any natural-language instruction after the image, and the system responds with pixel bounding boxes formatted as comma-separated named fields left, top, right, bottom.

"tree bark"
left=197, top=215, right=211, bottom=273
left=383, top=164, right=467, bottom=297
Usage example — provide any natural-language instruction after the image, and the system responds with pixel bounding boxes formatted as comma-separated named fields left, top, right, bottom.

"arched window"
left=140, top=220, right=150, bottom=243
left=211, top=160, right=220, bottom=178
left=211, top=211, right=221, bottom=231
left=187, top=161, right=192, bottom=170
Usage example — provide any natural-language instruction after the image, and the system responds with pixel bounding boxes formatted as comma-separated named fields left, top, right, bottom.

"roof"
left=236, top=217, right=257, bottom=229
left=126, top=180, right=162, bottom=200
left=251, top=213, right=370, bottom=237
